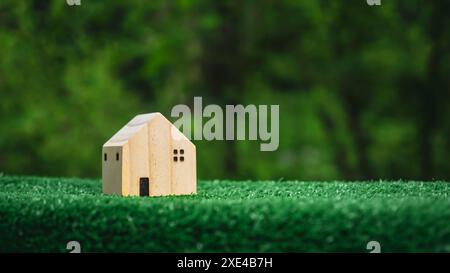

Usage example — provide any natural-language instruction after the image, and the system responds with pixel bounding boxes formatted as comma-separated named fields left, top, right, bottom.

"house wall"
left=171, top=138, right=197, bottom=195
left=102, top=146, right=123, bottom=195
left=148, top=116, right=172, bottom=196
left=121, top=124, right=150, bottom=196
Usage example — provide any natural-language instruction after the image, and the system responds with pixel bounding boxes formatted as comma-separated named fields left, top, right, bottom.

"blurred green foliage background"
left=0, top=0, right=449, bottom=180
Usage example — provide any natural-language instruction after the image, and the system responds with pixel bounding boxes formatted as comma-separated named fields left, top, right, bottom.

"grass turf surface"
left=0, top=175, right=449, bottom=252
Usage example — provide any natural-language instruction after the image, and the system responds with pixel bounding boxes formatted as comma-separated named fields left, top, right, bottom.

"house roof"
left=103, top=112, right=190, bottom=148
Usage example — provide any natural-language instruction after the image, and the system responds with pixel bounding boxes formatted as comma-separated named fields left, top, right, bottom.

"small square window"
left=180, top=156, right=184, bottom=162
left=180, top=149, right=184, bottom=155
left=174, top=149, right=178, bottom=155
left=173, top=156, right=178, bottom=162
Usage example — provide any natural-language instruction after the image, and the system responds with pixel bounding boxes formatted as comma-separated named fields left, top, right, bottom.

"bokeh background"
left=0, top=0, right=449, bottom=181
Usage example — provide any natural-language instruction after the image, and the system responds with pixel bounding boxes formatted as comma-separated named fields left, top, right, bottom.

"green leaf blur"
left=0, top=0, right=449, bottom=180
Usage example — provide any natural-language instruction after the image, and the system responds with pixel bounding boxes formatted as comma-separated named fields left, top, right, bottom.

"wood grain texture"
left=102, top=113, right=196, bottom=197
left=171, top=124, right=196, bottom=195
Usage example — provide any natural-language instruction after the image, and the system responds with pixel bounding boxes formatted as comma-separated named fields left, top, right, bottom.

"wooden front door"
left=139, top=177, right=149, bottom=196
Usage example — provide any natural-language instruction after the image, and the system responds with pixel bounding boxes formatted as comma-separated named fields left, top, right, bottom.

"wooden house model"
left=102, top=113, right=196, bottom=197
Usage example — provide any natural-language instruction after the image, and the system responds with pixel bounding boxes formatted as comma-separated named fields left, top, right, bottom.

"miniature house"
left=102, top=113, right=196, bottom=197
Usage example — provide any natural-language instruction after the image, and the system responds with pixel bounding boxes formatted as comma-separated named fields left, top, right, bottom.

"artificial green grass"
left=0, top=175, right=449, bottom=253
